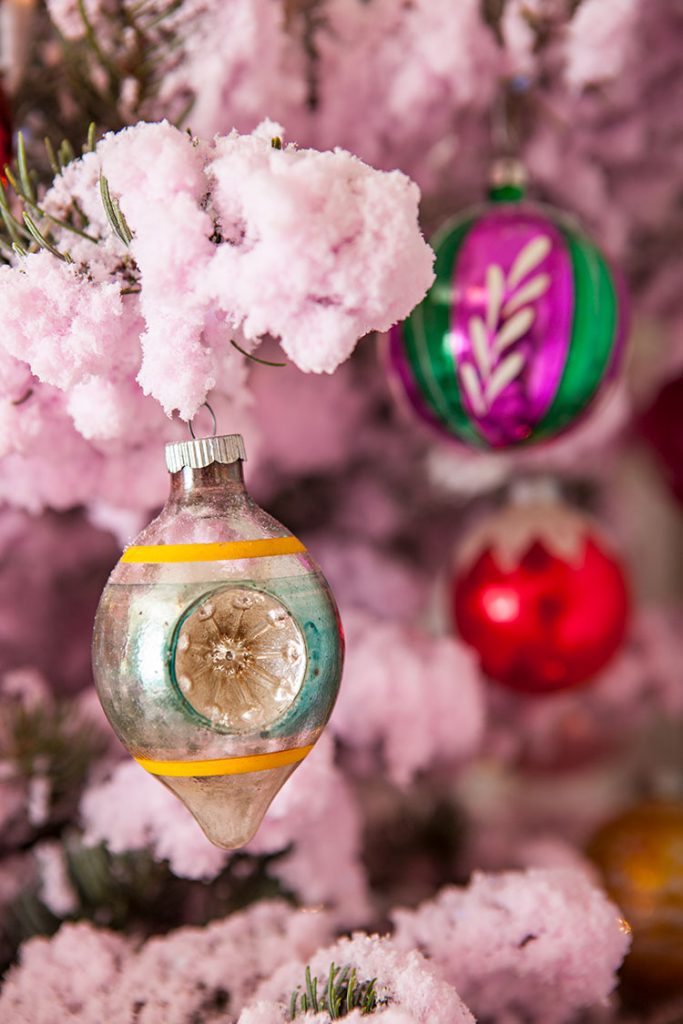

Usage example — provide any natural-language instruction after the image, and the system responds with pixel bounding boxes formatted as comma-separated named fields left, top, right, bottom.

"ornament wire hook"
left=188, top=401, right=218, bottom=440
left=492, top=76, right=530, bottom=159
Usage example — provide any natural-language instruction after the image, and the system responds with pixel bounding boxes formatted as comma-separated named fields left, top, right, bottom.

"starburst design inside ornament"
left=173, top=587, right=307, bottom=733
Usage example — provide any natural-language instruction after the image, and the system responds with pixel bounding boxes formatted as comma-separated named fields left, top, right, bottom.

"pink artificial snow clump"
left=0, top=901, right=331, bottom=1023
left=108, top=901, right=333, bottom=1023
left=306, top=0, right=499, bottom=188
left=243, top=933, right=474, bottom=1024
left=392, top=868, right=631, bottom=1024
left=0, top=253, right=139, bottom=393
left=97, top=118, right=433, bottom=412
left=0, top=922, right=130, bottom=1023
left=330, top=610, right=485, bottom=786
left=204, top=125, right=434, bottom=374
left=564, top=0, right=642, bottom=92
left=156, top=0, right=306, bottom=138
left=0, top=119, right=432, bottom=515
left=157, top=0, right=499, bottom=194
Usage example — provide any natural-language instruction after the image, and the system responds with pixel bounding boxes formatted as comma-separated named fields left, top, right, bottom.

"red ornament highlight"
left=452, top=500, right=630, bottom=695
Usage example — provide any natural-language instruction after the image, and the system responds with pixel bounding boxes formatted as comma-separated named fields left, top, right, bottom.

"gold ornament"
left=587, top=800, right=683, bottom=992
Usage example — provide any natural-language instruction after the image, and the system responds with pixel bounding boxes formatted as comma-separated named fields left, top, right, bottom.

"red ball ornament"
left=451, top=495, right=630, bottom=695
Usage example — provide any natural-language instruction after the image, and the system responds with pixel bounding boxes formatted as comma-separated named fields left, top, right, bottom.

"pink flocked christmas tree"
left=0, top=2, right=682, bottom=1022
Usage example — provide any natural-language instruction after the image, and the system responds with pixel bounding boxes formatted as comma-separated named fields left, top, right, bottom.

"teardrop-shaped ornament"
left=92, top=433, right=344, bottom=849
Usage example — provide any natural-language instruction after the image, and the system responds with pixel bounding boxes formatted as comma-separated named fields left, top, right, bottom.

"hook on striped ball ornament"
left=92, top=433, right=343, bottom=849
left=388, top=171, right=627, bottom=449
left=451, top=492, right=630, bottom=694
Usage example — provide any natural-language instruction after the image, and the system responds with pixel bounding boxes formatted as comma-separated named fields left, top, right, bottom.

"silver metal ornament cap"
left=165, top=433, right=247, bottom=474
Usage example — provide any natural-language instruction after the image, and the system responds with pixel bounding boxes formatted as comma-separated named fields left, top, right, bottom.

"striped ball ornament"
left=389, top=189, right=627, bottom=449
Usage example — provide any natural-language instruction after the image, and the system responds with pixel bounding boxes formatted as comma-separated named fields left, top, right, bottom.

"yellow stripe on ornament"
left=121, top=536, right=306, bottom=564
left=134, top=743, right=315, bottom=777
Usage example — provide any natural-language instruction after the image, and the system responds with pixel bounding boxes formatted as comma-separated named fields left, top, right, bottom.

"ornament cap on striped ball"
left=92, top=434, right=344, bottom=849
left=389, top=189, right=628, bottom=449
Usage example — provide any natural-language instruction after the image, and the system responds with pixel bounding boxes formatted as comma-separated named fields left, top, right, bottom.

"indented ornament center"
left=173, top=586, right=307, bottom=732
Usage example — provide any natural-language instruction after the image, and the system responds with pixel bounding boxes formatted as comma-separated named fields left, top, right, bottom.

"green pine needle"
left=23, top=212, right=73, bottom=263
left=0, top=186, right=30, bottom=246
left=1, top=700, right=106, bottom=807
left=58, top=139, right=76, bottom=167
left=0, top=133, right=99, bottom=265
left=44, top=137, right=61, bottom=176
left=230, top=338, right=287, bottom=368
left=99, top=174, right=133, bottom=245
left=17, top=134, right=37, bottom=204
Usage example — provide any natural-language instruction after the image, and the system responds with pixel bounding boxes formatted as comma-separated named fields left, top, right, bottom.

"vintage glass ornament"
left=587, top=800, right=683, bottom=992
left=451, top=493, right=630, bottom=694
left=388, top=167, right=627, bottom=449
left=92, top=433, right=344, bottom=849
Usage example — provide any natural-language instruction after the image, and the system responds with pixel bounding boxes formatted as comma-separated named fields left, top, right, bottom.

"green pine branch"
left=0, top=125, right=140, bottom=286
left=0, top=128, right=102, bottom=265
left=290, top=963, right=380, bottom=1019
left=68, top=0, right=189, bottom=124
left=1, top=701, right=106, bottom=805
left=0, top=836, right=294, bottom=975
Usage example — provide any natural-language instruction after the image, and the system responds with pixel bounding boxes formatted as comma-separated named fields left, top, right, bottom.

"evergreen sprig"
left=0, top=837, right=293, bottom=975
left=64, top=0, right=190, bottom=127
left=289, top=963, right=380, bottom=1019
left=1, top=701, right=106, bottom=805
left=99, top=174, right=133, bottom=245
left=0, top=127, right=100, bottom=265
left=0, top=124, right=140, bottom=278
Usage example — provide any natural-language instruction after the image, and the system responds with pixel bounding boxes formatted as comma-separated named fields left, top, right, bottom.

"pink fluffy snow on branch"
left=0, top=119, right=433, bottom=513
left=242, top=933, right=474, bottom=1024
left=392, top=868, right=631, bottom=1024
left=97, top=119, right=434, bottom=409
left=0, top=901, right=333, bottom=1023
left=330, top=611, right=485, bottom=787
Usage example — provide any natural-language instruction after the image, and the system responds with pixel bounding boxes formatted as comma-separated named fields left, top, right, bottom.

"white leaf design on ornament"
left=507, top=236, right=552, bottom=288
left=460, top=362, right=487, bottom=417
left=469, top=315, right=491, bottom=377
left=458, top=234, right=553, bottom=418
left=492, top=307, right=535, bottom=357
left=486, top=265, right=505, bottom=331
left=502, top=273, right=551, bottom=317
left=485, top=353, right=526, bottom=404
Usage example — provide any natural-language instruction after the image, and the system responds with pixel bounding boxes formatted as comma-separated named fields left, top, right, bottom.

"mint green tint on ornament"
left=389, top=190, right=627, bottom=449
left=92, top=434, right=344, bottom=850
